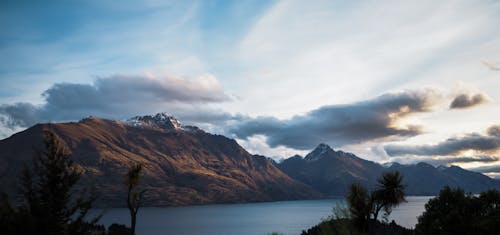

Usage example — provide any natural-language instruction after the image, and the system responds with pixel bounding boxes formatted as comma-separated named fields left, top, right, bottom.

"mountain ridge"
left=1, top=114, right=499, bottom=207
left=279, top=143, right=500, bottom=196
left=0, top=114, right=318, bottom=207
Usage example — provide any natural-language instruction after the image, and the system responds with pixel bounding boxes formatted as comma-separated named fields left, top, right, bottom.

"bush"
left=108, top=223, right=132, bottom=235
left=415, top=186, right=500, bottom=235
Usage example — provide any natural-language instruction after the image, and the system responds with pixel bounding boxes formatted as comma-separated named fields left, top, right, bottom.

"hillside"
left=0, top=113, right=317, bottom=207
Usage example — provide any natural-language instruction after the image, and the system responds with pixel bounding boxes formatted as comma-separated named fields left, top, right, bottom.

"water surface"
left=91, top=196, right=431, bottom=235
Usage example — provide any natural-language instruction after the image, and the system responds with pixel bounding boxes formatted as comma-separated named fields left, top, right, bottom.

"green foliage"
left=415, top=186, right=500, bottom=235
left=0, top=131, right=102, bottom=235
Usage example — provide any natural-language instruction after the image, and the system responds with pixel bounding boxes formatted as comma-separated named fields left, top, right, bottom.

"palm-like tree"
left=372, top=171, right=406, bottom=221
left=126, top=163, right=145, bottom=235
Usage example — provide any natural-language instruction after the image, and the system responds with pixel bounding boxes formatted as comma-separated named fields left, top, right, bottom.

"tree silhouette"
left=346, top=171, right=406, bottom=231
left=415, top=186, right=500, bottom=234
left=372, top=171, right=406, bottom=221
left=126, top=163, right=145, bottom=235
left=0, top=131, right=100, bottom=235
left=347, top=184, right=371, bottom=229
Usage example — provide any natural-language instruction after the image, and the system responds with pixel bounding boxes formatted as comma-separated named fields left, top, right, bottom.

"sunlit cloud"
left=384, top=125, right=500, bottom=157
left=229, top=89, right=440, bottom=150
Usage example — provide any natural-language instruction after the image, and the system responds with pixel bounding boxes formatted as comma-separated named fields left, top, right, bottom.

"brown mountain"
left=0, top=113, right=317, bottom=207
left=278, top=143, right=500, bottom=196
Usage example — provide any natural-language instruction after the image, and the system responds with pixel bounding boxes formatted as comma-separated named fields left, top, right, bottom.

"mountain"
left=279, top=144, right=500, bottom=196
left=0, top=113, right=317, bottom=207
left=279, top=144, right=384, bottom=195
left=389, top=162, right=500, bottom=195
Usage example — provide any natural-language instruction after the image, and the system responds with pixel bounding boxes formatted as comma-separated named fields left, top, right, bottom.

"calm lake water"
left=90, top=196, right=432, bottom=235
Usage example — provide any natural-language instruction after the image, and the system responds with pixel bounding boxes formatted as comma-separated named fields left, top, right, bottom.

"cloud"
left=384, top=125, right=500, bottom=156
left=469, top=164, right=500, bottom=174
left=487, top=125, right=500, bottom=137
left=449, top=93, right=488, bottom=109
left=229, top=89, right=439, bottom=150
left=388, top=155, right=499, bottom=166
left=481, top=60, right=500, bottom=71
left=0, top=74, right=231, bottom=132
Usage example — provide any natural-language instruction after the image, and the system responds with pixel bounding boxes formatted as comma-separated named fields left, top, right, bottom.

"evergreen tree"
left=4, top=131, right=101, bottom=235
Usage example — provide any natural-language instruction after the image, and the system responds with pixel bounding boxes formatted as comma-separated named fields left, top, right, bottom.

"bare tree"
left=125, top=163, right=145, bottom=235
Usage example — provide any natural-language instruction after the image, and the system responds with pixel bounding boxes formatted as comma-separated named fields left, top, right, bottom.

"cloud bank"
left=449, top=93, right=488, bottom=109
left=229, top=90, right=439, bottom=150
left=0, top=74, right=231, bottom=133
left=389, top=155, right=498, bottom=166
left=385, top=125, right=500, bottom=157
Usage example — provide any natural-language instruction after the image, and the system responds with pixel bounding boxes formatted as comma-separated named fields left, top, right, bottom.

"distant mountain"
left=389, top=162, right=500, bottom=195
left=0, top=113, right=317, bottom=207
left=278, top=144, right=500, bottom=196
left=279, top=144, right=384, bottom=195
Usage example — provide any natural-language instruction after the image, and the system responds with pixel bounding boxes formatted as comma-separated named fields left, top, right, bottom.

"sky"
left=1, top=0, right=500, bottom=177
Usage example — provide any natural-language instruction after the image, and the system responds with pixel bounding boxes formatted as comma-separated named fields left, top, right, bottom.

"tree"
left=1, top=131, right=101, bottom=235
left=415, top=186, right=500, bottom=235
left=346, top=184, right=371, bottom=229
left=371, top=171, right=406, bottom=221
left=126, top=163, right=146, bottom=235
left=346, top=171, right=406, bottom=231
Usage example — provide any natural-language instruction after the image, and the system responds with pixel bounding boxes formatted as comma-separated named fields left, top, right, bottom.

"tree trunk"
left=131, top=211, right=137, bottom=235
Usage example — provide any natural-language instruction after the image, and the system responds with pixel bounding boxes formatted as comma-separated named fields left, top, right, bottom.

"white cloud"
left=233, top=0, right=500, bottom=119
left=235, top=135, right=308, bottom=161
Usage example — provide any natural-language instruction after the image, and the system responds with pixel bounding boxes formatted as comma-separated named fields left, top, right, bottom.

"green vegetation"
left=415, top=186, right=500, bottom=235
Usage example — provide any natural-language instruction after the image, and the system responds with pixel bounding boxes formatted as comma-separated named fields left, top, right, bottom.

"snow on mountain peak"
left=126, top=113, right=182, bottom=130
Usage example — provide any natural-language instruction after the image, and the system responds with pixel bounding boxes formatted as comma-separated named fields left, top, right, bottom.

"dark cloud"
left=385, top=125, right=500, bottom=156
left=449, top=93, right=488, bottom=109
left=487, top=125, right=500, bottom=137
left=0, top=75, right=231, bottom=132
left=229, top=90, right=439, bottom=150
left=0, top=103, right=40, bottom=128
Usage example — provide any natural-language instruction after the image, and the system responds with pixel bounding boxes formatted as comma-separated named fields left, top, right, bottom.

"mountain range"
left=278, top=144, right=500, bottom=195
left=0, top=113, right=316, bottom=207
left=1, top=113, right=499, bottom=207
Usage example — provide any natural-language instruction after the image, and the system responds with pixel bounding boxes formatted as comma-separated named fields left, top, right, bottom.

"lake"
left=90, top=196, right=432, bottom=235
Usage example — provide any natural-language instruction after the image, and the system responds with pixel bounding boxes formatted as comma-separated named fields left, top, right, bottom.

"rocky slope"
left=0, top=113, right=317, bottom=207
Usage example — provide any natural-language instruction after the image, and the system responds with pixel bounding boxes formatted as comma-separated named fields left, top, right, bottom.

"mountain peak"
left=126, top=112, right=182, bottom=130
left=304, top=143, right=334, bottom=161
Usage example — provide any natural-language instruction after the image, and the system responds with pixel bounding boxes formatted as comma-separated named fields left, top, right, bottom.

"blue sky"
left=1, top=0, right=500, bottom=176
